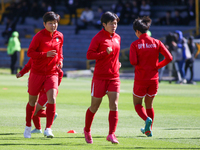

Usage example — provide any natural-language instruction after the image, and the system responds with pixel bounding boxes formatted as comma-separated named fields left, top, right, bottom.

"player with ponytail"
left=130, top=16, right=173, bottom=137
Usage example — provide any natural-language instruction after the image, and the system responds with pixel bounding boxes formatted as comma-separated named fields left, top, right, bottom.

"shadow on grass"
left=164, top=128, right=200, bottom=130
left=0, top=134, right=105, bottom=142
left=0, top=133, right=21, bottom=135
left=120, top=135, right=200, bottom=140
left=0, top=143, right=86, bottom=146
left=157, top=137, right=200, bottom=140
left=103, top=147, right=200, bottom=149
left=53, top=135, right=104, bottom=139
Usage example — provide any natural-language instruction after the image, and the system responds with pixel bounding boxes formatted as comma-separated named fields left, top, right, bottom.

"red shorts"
left=133, top=80, right=159, bottom=98
left=28, top=72, right=58, bottom=96
left=91, top=78, right=120, bottom=98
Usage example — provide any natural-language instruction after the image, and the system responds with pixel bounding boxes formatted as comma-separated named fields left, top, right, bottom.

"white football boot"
left=44, top=128, right=54, bottom=138
left=24, top=126, right=32, bottom=138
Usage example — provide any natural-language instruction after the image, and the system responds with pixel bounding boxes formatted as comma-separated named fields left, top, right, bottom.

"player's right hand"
left=47, top=50, right=57, bottom=57
left=106, top=47, right=113, bottom=54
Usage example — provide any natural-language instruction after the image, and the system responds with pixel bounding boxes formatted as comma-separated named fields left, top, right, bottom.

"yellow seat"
left=64, top=14, right=70, bottom=19
left=34, top=28, right=41, bottom=34
left=76, top=8, right=84, bottom=17
left=25, top=34, right=32, bottom=38
left=59, top=18, right=70, bottom=25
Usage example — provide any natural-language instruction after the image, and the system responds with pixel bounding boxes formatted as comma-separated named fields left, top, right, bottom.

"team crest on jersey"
left=115, top=38, right=119, bottom=44
left=56, top=38, right=59, bottom=42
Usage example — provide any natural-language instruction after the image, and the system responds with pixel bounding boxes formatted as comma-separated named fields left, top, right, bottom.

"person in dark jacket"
left=185, top=36, right=196, bottom=84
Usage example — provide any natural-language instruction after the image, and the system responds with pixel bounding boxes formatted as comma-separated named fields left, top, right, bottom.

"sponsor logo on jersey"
left=138, top=43, right=156, bottom=49
left=56, top=38, right=59, bottom=42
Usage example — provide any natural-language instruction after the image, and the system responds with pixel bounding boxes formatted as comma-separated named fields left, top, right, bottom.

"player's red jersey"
left=27, top=28, right=63, bottom=75
left=129, top=33, right=173, bottom=80
left=87, top=29, right=121, bottom=80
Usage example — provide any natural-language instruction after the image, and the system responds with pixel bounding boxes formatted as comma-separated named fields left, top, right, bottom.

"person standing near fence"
left=129, top=16, right=173, bottom=137
left=185, top=36, right=196, bottom=84
left=84, top=11, right=121, bottom=144
left=174, top=30, right=191, bottom=84
left=7, top=31, right=21, bottom=74
left=23, top=11, right=63, bottom=138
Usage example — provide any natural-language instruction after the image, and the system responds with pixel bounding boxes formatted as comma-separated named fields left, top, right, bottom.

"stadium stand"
left=0, top=0, right=198, bottom=70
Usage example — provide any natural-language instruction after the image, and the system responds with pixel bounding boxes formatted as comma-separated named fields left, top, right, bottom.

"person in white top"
left=139, top=0, right=151, bottom=17
left=75, top=6, right=94, bottom=34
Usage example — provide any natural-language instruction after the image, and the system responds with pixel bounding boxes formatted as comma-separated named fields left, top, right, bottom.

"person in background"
left=180, top=0, right=195, bottom=24
left=139, top=0, right=151, bottom=17
left=160, top=32, right=181, bottom=82
left=155, top=10, right=174, bottom=25
left=94, top=5, right=104, bottom=29
left=65, top=0, right=79, bottom=25
left=112, top=0, right=125, bottom=24
left=123, top=0, right=132, bottom=25
left=129, top=16, right=172, bottom=137
left=7, top=31, right=21, bottom=74
left=131, top=0, right=139, bottom=22
left=173, top=9, right=183, bottom=25
left=75, top=6, right=94, bottom=34
left=185, top=36, right=196, bottom=84
left=0, top=2, right=16, bottom=24
left=174, top=30, right=191, bottom=84
left=29, top=2, right=41, bottom=19
left=84, top=11, right=121, bottom=144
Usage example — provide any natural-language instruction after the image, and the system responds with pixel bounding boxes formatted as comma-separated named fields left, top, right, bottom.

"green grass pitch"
left=0, top=73, right=200, bottom=150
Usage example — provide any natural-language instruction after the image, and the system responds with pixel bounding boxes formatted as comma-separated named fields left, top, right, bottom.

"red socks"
left=46, top=103, right=56, bottom=129
left=26, top=103, right=36, bottom=127
left=32, top=109, right=47, bottom=130
left=108, top=111, right=118, bottom=135
left=146, top=108, right=154, bottom=129
left=135, top=104, right=148, bottom=121
left=85, top=108, right=95, bottom=132
left=85, top=109, right=119, bottom=135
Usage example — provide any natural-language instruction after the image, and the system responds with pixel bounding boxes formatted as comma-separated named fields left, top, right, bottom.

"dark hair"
left=133, top=16, right=152, bottom=33
left=101, top=11, right=119, bottom=25
left=165, top=32, right=178, bottom=52
left=43, top=11, right=60, bottom=23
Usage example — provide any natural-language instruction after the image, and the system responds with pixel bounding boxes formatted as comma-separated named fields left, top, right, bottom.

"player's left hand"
left=16, top=73, right=22, bottom=78
left=57, top=61, right=63, bottom=69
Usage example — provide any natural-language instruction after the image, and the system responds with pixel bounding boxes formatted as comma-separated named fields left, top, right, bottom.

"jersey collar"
left=44, top=28, right=56, bottom=37
left=102, top=28, right=115, bottom=38
left=139, top=33, right=148, bottom=39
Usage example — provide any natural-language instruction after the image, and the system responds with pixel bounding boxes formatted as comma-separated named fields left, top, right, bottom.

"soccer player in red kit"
left=23, top=11, right=63, bottom=138
left=129, top=16, right=173, bottom=137
left=16, top=58, right=63, bottom=134
left=84, top=11, right=121, bottom=144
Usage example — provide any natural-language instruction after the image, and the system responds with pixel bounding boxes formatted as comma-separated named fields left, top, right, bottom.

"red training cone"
left=67, top=130, right=76, bottom=133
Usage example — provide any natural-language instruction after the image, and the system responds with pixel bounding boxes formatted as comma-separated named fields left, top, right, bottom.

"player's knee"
left=48, top=97, right=56, bottom=104
left=109, top=102, right=118, bottom=111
